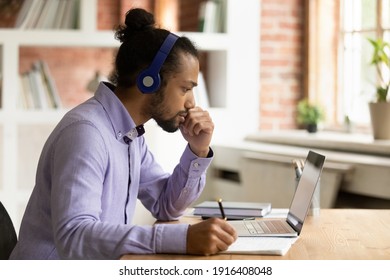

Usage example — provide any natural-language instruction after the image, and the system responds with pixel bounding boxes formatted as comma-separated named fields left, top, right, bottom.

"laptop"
left=228, top=150, right=326, bottom=237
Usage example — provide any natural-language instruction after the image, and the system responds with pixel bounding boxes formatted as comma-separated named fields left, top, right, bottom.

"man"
left=10, top=8, right=237, bottom=260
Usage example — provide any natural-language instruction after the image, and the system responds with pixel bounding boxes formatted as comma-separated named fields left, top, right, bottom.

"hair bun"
left=116, top=8, right=155, bottom=43
left=125, top=8, right=155, bottom=30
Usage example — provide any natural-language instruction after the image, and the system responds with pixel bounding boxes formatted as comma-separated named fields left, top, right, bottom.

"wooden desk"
left=121, top=209, right=390, bottom=260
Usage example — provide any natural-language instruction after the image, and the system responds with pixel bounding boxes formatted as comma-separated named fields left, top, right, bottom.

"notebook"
left=193, top=201, right=271, bottom=219
left=222, top=236, right=298, bottom=255
left=228, top=150, right=326, bottom=237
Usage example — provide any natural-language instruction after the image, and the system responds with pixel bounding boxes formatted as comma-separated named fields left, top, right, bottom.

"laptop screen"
left=287, top=150, right=325, bottom=234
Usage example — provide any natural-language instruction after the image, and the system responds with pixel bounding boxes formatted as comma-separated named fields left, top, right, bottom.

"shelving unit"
left=0, top=0, right=260, bottom=231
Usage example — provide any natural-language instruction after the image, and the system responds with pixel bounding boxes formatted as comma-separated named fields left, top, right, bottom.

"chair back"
left=0, top=201, right=17, bottom=259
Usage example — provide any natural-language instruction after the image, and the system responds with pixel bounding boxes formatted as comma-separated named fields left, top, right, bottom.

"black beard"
left=154, top=117, right=180, bottom=133
left=149, top=90, right=180, bottom=133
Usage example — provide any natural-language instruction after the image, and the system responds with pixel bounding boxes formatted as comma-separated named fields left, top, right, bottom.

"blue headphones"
left=136, top=33, right=179, bottom=93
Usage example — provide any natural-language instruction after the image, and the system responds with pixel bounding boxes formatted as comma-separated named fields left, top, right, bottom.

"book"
left=53, top=0, right=68, bottom=29
left=198, top=0, right=224, bottom=33
left=39, top=60, right=62, bottom=108
left=30, top=63, right=49, bottom=109
left=34, top=0, right=52, bottom=29
left=201, top=0, right=217, bottom=33
left=37, top=0, right=61, bottom=29
left=18, top=60, right=61, bottom=109
left=198, top=1, right=206, bottom=32
left=25, top=0, right=46, bottom=29
left=15, top=0, right=78, bottom=30
left=14, top=0, right=36, bottom=28
left=27, top=69, right=42, bottom=108
left=0, top=63, right=2, bottom=108
left=193, top=201, right=272, bottom=218
left=61, top=0, right=78, bottom=29
left=19, top=73, right=32, bottom=109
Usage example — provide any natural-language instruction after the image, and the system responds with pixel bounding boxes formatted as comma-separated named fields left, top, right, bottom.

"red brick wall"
left=97, top=0, right=153, bottom=31
left=259, top=0, right=304, bottom=130
left=0, top=1, right=23, bottom=28
left=178, top=0, right=203, bottom=32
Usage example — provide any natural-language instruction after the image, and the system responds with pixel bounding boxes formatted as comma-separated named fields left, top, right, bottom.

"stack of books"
left=19, top=60, right=62, bottom=109
left=14, top=0, right=79, bottom=30
left=193, top=201, right=272, bottom=219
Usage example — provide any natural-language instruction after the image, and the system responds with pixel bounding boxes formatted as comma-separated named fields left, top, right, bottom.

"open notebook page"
left=221, top=237, right=298, bottom=256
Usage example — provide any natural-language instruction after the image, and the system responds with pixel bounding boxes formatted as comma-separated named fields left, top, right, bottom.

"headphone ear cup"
left=136, top=69, right=161, bottom=93
left=136, top=33, right=179, bottom=94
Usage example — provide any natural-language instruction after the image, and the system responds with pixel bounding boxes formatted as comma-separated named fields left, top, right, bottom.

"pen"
left=292, top=159, right=303, bottom=178
left=217, top=198, right=227, bottom=220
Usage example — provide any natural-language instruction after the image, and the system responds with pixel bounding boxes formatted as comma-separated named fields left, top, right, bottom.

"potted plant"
left=367, top=37, right=390, bottom=139
left=296, top=99, right=324, bottom=133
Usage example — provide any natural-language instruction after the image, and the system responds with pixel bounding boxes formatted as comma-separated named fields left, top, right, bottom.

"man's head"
left=110, top=8, right=200, bottom=132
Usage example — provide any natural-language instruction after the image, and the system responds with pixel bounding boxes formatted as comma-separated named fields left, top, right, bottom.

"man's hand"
left=180, top=107, right=214, bottom=157
left=186, top=218, right=237, bottom=255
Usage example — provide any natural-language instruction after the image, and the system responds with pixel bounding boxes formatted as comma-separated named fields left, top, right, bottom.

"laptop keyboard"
left=244, top=220, right=291, bottom=234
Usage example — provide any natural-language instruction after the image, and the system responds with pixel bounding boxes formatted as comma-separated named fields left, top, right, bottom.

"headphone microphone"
left=136, top=33, right=179, bottom=94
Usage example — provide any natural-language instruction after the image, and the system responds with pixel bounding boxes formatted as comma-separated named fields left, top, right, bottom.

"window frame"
left=305, top=0, right=389, bottom=132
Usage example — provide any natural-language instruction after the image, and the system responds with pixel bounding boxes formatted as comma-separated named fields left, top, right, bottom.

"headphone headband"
left=136, top=33, right=179, bottom=93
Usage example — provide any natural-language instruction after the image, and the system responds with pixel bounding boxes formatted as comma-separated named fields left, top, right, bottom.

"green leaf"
left=296, top=99, right=324, bottom=125
left=368, top=37, right=390, bottom=102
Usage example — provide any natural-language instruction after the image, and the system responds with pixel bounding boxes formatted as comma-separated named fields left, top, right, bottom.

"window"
left=340, top=0, right=390, bottom=126
left=306, top=0, right=389, bottom=130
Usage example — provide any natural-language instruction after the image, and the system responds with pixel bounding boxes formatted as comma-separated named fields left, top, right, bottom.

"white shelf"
left=246, top=130, right=390, bottom=157
left=179, top=32, right=231, bottom=50
left=12, top=110, right=68, bottom=124
left=0, top=29, right=118, bottom=47
left=0, top=0, right=260, bottom=232
left=0, top=29, right=231, bottom=50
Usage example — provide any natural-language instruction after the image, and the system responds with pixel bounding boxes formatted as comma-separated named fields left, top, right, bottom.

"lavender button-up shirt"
left=10, top=82, right=213, bottom=259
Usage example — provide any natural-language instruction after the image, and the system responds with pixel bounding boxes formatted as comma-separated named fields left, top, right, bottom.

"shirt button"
left=193, top=162, right=200, bottom=168
left=117, top=132, right=122, bottom=138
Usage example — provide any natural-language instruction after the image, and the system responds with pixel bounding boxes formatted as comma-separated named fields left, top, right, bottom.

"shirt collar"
left=93, top=82, right=145, bottom=143
left=125, top=125, right=145, bottom=141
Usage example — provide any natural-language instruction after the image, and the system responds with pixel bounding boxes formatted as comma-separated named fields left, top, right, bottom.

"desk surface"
left=121, top=209, right=390, bottom=260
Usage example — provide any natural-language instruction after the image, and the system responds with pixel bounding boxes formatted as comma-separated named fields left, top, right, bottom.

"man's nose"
left=185, top=91, right=195, bottom=109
